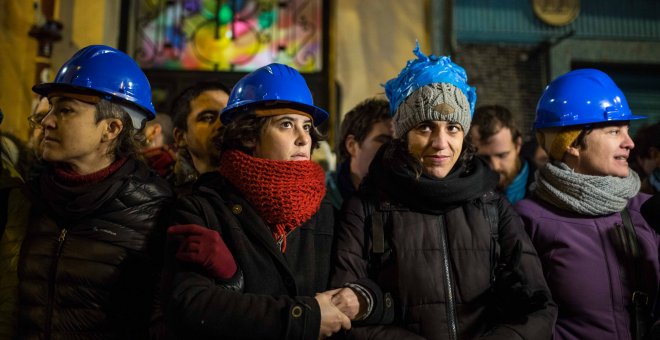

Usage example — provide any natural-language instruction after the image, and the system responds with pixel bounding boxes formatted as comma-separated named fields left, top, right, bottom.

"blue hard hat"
left=32, top=45, right=156, bottom=120
left=221, top=63, right=328, bottom=126
left=534, top=69, right=645, bottom=129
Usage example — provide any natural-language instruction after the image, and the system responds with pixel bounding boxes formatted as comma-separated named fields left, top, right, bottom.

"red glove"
left=167, top=224, right=237, bottom=280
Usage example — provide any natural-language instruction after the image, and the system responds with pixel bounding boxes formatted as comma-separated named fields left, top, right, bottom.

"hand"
left=330, top=287, right=364, bottom=320
left=167, top=224, right=237, bottom=280
left=495, top=240, right=525, bottom=288
left=315, top=289, right=351, bottom=339
left=492, top=240, right=548, bottom=315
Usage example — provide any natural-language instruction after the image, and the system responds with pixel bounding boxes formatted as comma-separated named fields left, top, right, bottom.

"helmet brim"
left=221, top=100, right=329, bottom=126
left=32, top=82, right=156, bottom=120
left=534, top=114, right=647, bottom=129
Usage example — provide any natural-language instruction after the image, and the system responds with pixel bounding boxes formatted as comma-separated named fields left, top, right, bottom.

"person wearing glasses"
left=17, top=45, right=173, bottom=339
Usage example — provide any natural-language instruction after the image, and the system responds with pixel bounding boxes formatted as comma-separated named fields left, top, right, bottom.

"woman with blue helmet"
left=164, top=63, right=354, bottom=339
left=514, top=69, right=660, bottom=340
left=17, top=45, right=173, bottom=339
left=330, top=44, right=556, bottom=339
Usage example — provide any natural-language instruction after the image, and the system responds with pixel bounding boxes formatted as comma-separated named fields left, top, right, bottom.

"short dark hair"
left=570, top=128, right=592, bottom=150
left=569, top=121, right=633, bottom=151
left=214, top=111, right=324, bottom=155
left=339, top=98, right=391, bottom=161
left=95, top=99, right=145, bottom=159
left=471, top=105, right=522, bottom=143
left=171, top=81, right=231, bottom=131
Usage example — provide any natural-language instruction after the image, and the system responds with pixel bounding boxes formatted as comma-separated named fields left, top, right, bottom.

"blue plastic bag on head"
left=384, top=42, right=476, bottom=117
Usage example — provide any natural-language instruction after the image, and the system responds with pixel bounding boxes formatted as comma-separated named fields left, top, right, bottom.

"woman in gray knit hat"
left=329, top=44, right=556, bottom=340
left=514, top=69, right=659, bottom=340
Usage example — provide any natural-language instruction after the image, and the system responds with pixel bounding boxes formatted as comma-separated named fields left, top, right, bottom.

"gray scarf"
left=532, top=161, right=640, bottom=216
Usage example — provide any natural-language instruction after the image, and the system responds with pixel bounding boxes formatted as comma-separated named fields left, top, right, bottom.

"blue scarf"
left=505, top=160, right=529, bottom=204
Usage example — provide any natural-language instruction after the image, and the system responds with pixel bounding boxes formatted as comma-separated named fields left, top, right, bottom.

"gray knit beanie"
left=393, top=83, right=471, bottom=138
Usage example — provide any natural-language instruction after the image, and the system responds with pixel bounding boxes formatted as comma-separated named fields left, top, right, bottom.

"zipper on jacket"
left=438, top=217, right=458, bottom=340
left=276, top=229, right=296, bottom=252
left=46, top=228, right=67, bottom=339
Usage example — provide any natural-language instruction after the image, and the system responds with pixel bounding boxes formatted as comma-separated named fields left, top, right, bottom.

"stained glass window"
left=134, top=0, right=324, bottom=72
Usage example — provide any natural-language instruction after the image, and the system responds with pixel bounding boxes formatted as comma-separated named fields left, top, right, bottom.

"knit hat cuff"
left=394, top=83, right=471, bottom=138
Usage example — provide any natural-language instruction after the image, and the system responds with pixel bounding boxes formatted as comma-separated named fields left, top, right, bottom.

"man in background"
left=171, top=81, right=230, bottom=194
left=469, top=105, right=535, bottom=204
left=327, top=97, right=393, bottom=209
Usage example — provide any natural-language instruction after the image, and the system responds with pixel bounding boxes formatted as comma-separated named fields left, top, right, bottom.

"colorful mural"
left=135, top=0, right=324, bottom=72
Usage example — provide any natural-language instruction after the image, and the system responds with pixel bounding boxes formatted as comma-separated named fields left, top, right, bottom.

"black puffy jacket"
left=330, top=141, right=557, bottom=340
left=165, top=172, right=336, bottom=340
left=18, top=158, right=173, bottom=340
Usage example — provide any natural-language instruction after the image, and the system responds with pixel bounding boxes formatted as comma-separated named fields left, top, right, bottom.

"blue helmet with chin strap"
left=33, top=45, right=155, bottom=129
left=221, top=63, right=328, bottom=126
left=534, top=69, right=645, bottom=129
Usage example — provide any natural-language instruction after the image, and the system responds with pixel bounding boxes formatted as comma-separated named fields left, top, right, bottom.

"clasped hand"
left=316, top=287, right=364, bottom=339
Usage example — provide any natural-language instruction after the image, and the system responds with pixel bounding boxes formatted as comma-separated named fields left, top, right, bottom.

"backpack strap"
left=481, top=193, right=500, bottom=285
left=363, top=198, right=391, bottom=274
left=371, top=208, right=386, bottom=254
left=362, top=198, right=399, bottom=323
left=621, top=208, right=651, bottom=340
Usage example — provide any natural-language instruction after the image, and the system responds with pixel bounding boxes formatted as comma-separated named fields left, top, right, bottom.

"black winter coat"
left=18, top=158, right=173, bottom=340
left=330, top=141, right=557, bottom=340
left=165, top=172, right=336, bottom=340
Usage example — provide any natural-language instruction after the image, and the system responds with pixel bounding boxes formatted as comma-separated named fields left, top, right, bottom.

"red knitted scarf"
left=218, top=150, right=326, bottom=252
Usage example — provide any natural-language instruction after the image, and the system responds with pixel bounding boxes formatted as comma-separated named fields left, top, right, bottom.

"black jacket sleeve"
left=164, top=194, right=322, bottom=340
left=483, top=196, right=558, bottom=340
left=330, top=195, right=395, bottom=326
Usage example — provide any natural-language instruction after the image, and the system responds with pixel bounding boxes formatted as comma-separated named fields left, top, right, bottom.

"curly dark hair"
left=214, top=111, right=324, bottom=155
left=95, top=100, right=145, bottom=160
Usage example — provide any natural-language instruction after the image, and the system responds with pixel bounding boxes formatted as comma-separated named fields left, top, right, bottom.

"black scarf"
left=364, top=140, right=498, bottom=214
left=28, top=157, right=146, bottom=222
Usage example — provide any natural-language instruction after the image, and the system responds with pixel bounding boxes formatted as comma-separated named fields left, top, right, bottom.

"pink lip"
left=291, top=153, right=309, bottom=160
left=425, top=155, right=451, bottom=165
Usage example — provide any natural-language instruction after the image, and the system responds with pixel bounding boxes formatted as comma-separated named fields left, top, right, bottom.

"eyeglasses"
left=28, top=100, right=54, bottom=128
left=28, top=112, right=47, bottom=128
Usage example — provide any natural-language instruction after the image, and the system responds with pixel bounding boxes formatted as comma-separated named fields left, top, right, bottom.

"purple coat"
left=514, top=193, right=660, bottom=340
